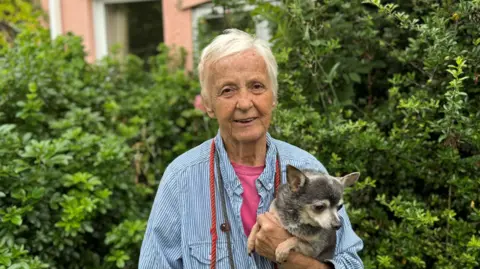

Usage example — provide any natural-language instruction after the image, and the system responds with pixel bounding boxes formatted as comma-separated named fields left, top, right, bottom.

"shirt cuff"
left=323, top=259, right=336, bottom=269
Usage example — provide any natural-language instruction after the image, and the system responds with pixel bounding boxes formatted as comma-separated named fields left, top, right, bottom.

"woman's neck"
left=222, top=136, right=267, bottom=167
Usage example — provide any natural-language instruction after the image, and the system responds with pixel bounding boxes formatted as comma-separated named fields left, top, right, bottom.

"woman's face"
left=204, top=49, right=275, bottom=145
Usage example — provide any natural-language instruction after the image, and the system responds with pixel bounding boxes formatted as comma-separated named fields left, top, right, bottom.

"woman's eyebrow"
left=216, top=81, right=237, bottom=89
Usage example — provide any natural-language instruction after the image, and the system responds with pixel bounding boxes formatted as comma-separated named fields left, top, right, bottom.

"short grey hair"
left=197, top=28, right=278, bottom=104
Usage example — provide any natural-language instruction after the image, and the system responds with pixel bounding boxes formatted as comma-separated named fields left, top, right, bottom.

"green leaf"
left=116, top=259, right=125, bottom=268
left=309, top=40, right=322, bottom=46
left=22, top=133, right=32, bottom=143
left=467, top=235, right=480, bottom=248
left=31, top=187, right=45, bottom=199
left=84, top=223, right=94, bottom=233
left=175, top=118, right=186, bottom=128
left=377, top=255, right=394, bottom=268
left=349, top=73, right=361, bottom=83
left=325, top=62, right=341, bottom=83
left=303, top=24, right=310, bottom=41
left=0, top=124, right=16, bottom=133
left=8, top=261, right=30, bottom=269
left=11, top=215, right=22, bottom=226
left=0, top=256, right=12, bottom=266
left=0, top=192, right=6, bottom=198
left=48, top=154, right=73, bottom=166
left=11, top=189, right=26, bottom=200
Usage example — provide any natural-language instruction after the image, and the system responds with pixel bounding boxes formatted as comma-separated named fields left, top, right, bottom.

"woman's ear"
left=202, top=96, right=216, bottom=119
left=206, top=107, right=215, bottom=118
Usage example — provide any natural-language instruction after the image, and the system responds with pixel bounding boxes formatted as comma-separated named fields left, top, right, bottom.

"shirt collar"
left=214, top=130, right=278, bottom=194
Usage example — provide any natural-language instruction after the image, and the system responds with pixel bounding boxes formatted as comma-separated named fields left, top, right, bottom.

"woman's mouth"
left=234, top=117, right=257, bottom=124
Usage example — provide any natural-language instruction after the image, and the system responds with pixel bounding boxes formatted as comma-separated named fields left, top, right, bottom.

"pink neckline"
left=230, top=162, right=265, bottom=176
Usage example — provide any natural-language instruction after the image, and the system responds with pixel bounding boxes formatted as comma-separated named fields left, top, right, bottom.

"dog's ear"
left=339, top=172, right=360, bottom=188
left=286, top=165, right=308, bottom=192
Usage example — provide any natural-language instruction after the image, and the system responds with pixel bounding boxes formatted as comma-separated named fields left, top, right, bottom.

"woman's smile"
left=233, top=117, right=258, bottom=126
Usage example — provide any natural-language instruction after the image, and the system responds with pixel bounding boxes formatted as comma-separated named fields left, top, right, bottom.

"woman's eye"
left=252, top=83, right=264, bottom=91
left=221, top=88, right=234, bottom=95
left=313, top=205, right=325, bottom=211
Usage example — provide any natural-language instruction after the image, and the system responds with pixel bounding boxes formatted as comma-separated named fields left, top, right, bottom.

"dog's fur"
left=247, top=165, right=359, bottom=264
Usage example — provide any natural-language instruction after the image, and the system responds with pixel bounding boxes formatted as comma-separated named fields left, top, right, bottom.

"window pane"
left=105, top=0, right=163, bottom=65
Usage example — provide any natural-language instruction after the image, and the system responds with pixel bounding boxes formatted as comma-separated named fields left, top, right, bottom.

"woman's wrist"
left=286, top=251, right=334, bottom=269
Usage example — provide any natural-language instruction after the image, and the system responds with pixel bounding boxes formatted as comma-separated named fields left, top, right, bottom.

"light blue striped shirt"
left=139, top=132, right=364, bottom=268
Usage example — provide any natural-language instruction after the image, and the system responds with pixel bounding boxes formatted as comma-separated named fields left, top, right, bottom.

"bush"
left=0, top=28, right=215, bottom=268
left=0, top=0, right=44, bottom=47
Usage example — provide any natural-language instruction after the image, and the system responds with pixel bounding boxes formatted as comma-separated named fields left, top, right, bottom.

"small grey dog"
left=247, top=164, right=359, bottom=264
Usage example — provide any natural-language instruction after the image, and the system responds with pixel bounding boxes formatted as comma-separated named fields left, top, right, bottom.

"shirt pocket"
left=188, top=241, right=231, bottom=268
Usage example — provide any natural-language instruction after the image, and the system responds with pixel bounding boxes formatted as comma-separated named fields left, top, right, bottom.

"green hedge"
left=256, top=0, right=480, bottom=268
left=1, top=0, right=480, bottom=269
left=0, top=28, right=215, bottom=269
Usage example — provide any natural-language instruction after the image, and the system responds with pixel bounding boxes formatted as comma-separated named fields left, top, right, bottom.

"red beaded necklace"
left=209, top=139, right=281, bottom=269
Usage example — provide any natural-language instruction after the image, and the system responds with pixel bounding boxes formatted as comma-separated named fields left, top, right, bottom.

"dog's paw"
left=275, top=245, right=291, bottom=263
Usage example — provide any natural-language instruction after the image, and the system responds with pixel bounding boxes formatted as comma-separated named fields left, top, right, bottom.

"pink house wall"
left=40, top=0, right=212, bottom=68
left=162, top=0, right=210, bottom=70
left=40, top=0, right=96, bottom=63
left=162, top=0, right=193, bottom=70
left=61, top=0, right=96, bottom=63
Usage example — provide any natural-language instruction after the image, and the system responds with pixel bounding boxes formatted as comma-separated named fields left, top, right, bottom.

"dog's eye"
left=313, top=205, right=325, bottom=211
left=337, top=204, right=344, bottom=211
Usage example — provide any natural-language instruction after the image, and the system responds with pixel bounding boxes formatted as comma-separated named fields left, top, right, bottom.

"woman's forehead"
left=207, top=50, right=268, bottom=79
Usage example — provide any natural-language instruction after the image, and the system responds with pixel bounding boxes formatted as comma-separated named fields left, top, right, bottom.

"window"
left=93, top=0, right=163, bottom=64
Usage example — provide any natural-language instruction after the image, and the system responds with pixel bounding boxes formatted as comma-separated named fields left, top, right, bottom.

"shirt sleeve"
left=326, top=206, right=364, bottom=269
left=138, top=169, right=183, bottom=269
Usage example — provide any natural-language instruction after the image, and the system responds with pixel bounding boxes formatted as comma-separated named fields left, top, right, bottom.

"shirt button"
left=220, top=223, right=230, bottom=232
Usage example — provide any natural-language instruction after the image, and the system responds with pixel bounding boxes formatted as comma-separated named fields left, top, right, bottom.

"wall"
left=162, top=0, right=210, bottom=71
left=40, top=0, right=209, bottom=67
left=40, top=0, right=96, bottom=63
left=61, top=0, right=96, bottom=62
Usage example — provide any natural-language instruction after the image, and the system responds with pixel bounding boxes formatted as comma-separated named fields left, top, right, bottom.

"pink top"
left=231, top=162, right=264, bottom=237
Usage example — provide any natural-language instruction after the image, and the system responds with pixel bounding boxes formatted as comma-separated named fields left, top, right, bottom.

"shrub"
left=0, top=0, right=44, bottom=46
left=0, top=28, right=214, bottom=269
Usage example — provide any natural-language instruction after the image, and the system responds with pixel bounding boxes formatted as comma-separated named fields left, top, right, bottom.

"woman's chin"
left=230, top=130, right=267, bottom=144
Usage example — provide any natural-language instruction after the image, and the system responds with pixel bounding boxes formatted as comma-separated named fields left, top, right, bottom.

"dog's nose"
left=333, top=224, right=341, bottom=230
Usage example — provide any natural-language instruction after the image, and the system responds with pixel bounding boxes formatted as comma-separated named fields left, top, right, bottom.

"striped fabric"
left=139, top=131, right=364, bottom=269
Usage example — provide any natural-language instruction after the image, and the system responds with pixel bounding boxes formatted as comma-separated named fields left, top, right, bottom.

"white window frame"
left=92, top=0, right=155, bottom=60
left=191, top=1, right=278, bottom=58
left=49, top=0, right=63, bottom=40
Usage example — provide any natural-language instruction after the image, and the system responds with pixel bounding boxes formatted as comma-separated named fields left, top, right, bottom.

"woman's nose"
left=236, top=90, right=253, bottom=110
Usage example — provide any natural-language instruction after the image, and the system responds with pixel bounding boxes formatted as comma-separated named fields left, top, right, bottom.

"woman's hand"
left=254, top=212, right=334, bottom=269
left=254, top=212, right=291, bottom=261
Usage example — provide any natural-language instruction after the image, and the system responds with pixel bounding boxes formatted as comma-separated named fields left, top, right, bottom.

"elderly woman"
left=139, top=29, right=363, bottom=269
